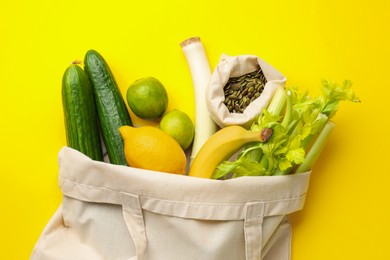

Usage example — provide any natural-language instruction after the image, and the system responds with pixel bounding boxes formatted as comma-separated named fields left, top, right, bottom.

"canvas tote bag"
left=31, top=146, right=310, bottom=260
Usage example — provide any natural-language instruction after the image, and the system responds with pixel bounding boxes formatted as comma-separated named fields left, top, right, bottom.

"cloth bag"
left=31, top=147, right=310, bottom=260
left=206, top=54, right=286, bottom=128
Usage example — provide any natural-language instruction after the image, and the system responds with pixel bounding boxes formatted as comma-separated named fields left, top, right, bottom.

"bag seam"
left=60, top=177, right=307, bottom=206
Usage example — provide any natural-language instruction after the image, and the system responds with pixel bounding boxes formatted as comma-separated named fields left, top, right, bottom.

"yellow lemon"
left=119, top=125, right=187, bottom=174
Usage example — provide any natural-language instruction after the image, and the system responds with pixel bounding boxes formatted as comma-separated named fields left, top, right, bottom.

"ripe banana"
left=188, top=125, right=272, bottom=179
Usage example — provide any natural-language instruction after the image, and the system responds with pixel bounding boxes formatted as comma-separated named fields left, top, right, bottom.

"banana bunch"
left=188, top=126, right=272, bottom=179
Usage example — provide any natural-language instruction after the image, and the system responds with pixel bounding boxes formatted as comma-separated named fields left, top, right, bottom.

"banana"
left=188, top=125, right=272, bottom=179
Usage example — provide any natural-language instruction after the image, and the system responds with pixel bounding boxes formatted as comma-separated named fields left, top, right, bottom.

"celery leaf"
left=212, top=157, right=267, bottom=179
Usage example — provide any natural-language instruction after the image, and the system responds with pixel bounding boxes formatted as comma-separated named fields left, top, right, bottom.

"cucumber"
left=62, top=63, right=103, bottom=161
left=84, top=49, right=132, bottom=165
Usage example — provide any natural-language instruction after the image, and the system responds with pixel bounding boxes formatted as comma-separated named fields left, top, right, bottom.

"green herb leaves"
left=212, top=79, right=360, bottom=179
left=320, top=79, right=361, bottom=118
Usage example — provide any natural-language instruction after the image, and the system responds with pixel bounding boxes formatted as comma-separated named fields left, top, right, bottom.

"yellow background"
left=1, top=0, right=389, bottom=259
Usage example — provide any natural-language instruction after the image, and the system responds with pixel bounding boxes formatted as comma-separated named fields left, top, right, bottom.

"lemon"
left=126, top=77, right=168, bottom=120
left=119, top=125, right=186, bottom=174
left=160, top=109, right=194, bottom=150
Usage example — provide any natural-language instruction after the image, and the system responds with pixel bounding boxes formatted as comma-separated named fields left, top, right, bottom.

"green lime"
left=126, top=77, right=168, bottom=120
left=160, top=109, right=195, bottom=150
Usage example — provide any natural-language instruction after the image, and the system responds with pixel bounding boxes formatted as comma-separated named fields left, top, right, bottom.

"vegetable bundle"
left=212, top=79, right=360, bottom=179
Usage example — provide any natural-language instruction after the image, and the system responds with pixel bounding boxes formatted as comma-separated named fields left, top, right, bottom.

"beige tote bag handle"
left=121, top=193, right=147, bottom=260
left=120, top=195, right=302, bottom=260
left=244, top=202, right=265, bottom=260
left=121, top=196, right=265, bottom=260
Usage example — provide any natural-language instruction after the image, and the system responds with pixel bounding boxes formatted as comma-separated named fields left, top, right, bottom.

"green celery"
left=295, top=121, right=335, bottom=173
left=212, top=79, right=360, bottom=179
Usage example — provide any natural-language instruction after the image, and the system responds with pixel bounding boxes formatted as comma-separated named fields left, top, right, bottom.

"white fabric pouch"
left=31, top=147, right=310, bottom=260
left=206, top=54, right=286, bottom=128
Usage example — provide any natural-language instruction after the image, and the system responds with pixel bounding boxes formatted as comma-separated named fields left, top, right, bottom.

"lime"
left=160, top=109, right=195, bottom=150
left=126, top=77, right=168, bottom=120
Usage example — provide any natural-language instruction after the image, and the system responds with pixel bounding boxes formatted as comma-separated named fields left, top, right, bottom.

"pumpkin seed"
left=223, top=67, right=267, bottom=113
left=231, top=83, right=241, bottom=91
left=228, top=94, right=239, bottom=100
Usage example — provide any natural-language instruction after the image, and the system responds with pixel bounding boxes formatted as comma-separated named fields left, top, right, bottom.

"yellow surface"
left=0, top=0, right=389, bottom=259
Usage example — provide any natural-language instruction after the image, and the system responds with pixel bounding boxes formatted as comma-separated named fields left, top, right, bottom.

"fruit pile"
left=62, top=49, right=194, bottom=175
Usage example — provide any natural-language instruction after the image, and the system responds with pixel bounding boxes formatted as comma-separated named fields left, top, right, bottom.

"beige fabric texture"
left=206, top=54, right=287, bottom=128
left=31, top=147, right=310, bottom=260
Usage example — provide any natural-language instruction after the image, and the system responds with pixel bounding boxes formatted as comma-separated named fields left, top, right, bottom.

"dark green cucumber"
left=84, top=49, right=132, bottom=165
left=62, top=63, right=103, bottom=161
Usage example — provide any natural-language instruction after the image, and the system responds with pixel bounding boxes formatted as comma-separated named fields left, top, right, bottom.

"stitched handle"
left=120, top=198, right=287, bottom=260
left=244, top=202, right=265, bottom=260
left=120, top=197, right=269, bottom=260
left=121, top=193, right=147, bottom=260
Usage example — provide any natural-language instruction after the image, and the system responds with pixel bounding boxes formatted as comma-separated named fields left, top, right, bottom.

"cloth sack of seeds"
left=206, top=54, right=286, bottom=128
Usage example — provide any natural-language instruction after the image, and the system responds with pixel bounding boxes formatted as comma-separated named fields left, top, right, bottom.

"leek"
left=181, top=37, right=217, bottom=164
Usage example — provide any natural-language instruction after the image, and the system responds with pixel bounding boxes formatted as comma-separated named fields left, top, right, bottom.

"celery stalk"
left=266, top=86, right=287, bottom=116
left=300, top=113, right=328, bottom=148
left=295, top=121, right=335, bottom=173
left=281, top=90, right=292, bottom=129
left=240, top=144, right=263, bottom=162
left=244, top=86, right=287, bottom=162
